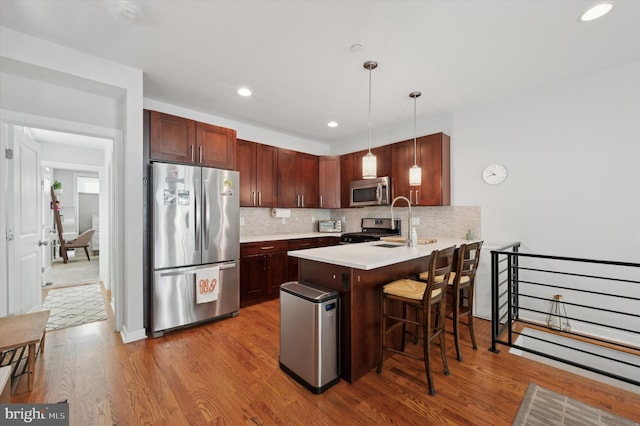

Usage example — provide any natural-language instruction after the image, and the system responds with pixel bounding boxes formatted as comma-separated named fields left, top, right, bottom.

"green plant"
left=53, top=180, right=62, bottom=190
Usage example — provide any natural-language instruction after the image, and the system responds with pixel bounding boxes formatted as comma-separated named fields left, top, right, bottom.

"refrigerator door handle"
left=203, top=179, right=210, bottom=250
left=195, top=174, right=201, bottom=250
left=159, top=262, right=237, bottom=277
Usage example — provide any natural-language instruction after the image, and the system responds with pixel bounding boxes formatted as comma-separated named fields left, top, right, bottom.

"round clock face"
left=482, top=164, right=507, bottom=184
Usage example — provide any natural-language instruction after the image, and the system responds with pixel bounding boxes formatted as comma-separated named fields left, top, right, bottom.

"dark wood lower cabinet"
left=240, top=241, right=287, bottom=308
left=240, top=236, right=340, bottom=307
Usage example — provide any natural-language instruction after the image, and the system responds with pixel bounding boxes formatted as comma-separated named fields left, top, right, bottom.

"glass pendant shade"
left=409, top=164, right=422, bottom=186
left=362, top=60, right=378, bottom=179
left=362, top=152, right=377, bottom=179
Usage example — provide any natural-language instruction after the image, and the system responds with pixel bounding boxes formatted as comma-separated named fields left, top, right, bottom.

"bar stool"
left=377, top=246, right=455, bottom=396
left=449, top=241, right=483, bottom=361
left=420, top=242, right=483, bottom=361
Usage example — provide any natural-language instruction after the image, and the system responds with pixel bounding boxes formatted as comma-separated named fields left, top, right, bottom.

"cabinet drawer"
left=288, top=238, right=319, bottom=251
left=241, top=241, right=288, bottom=256
left=317, top=237, right=340, bottom=247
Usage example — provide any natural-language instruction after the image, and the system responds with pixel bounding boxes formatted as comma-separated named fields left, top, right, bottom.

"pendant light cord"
left=413, top=95, right=417, bottom=166
left=368, top=65, right=372, bottom=154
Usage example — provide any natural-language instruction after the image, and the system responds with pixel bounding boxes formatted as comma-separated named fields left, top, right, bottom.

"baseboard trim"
left=120, top=325, right=147, bottom=343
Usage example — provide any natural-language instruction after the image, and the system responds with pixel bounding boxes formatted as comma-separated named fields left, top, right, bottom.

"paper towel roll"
left=271, top=208, right=291, bottom=218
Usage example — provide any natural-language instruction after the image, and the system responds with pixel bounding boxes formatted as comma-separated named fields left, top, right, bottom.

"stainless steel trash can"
left=279, top=281, right=340, bottom=394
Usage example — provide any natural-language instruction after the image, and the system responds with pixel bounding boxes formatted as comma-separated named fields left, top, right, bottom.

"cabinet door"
left=240, top=254, right=266, bottom=304
left=317, top=236, right=340, bottom=247
left=298, top=152, right=319, bottom=208
left=267, top=252, right=288, bottom=294
left=255, top=143, right=278, bottom=207
left=196, top=122, right=236, bottom=169
left=391, top=139, right=414, bottom=204
left=352, top=145, right=391, bottom=180
left=277, top=148, right=297, bottom=208
left=237, top=139, right=257, bottom=207
left=340, top=154, right=353, bottom=208
left=416, top=133, right=450, bottom=206
left=287, top=238, right=319, bottom=281
left=319, top=156, right=340, bottom=208
left=149, top=111, right=196, bottom=163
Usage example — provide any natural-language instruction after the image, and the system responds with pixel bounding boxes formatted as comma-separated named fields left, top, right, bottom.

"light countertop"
left=240, top=232, right=342, bottom=244
left=288, top=238, right=475, bottom=270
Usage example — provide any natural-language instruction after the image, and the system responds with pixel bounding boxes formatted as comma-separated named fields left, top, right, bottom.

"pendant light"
left=409, top=91, right=422, bottom=186
left=362, top=60, right=378, bottom=179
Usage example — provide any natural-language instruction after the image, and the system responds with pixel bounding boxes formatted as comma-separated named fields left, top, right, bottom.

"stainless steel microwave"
left=350, top=177, right=391, bottom=207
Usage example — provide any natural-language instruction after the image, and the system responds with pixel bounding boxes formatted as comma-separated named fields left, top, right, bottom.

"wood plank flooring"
left=11, top=289, right=640, bottom=425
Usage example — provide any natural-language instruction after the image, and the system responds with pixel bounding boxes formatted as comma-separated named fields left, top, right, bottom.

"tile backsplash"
left=240, top=206, right=480, bottom=240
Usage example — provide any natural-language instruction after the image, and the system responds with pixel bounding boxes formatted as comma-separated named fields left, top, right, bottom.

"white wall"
left=1, top=72, right=121, bottom=130
left=0, top=27, right=145, bottom=342
left=451, top=60, right=640, bottom=262
left=451, top=61, right=640, bottom=343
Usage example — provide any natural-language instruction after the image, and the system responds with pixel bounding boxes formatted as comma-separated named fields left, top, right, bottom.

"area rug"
left=513, top=383, right=639, bottom=426
left=42, top=283, right=107, bottom=331
left=47, top=255, right=100, bottom=287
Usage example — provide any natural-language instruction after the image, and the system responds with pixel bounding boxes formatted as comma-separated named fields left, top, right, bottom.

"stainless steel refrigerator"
left=151, top=162, right=240, bottom=336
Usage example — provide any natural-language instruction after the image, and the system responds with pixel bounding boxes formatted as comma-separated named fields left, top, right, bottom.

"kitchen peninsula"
left=289, top=239, right=472, bottom=383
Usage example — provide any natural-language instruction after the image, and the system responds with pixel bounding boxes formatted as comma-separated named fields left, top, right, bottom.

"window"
left=77, top=176, right=99, bottom=194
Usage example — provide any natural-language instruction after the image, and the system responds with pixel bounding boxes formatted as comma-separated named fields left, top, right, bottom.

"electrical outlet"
left=240, top=217, right=245, bottom=226
left=311, top=216, right=315, bottom=223
left=411, top=217, right=420, bottom=225
left=342, top=216, right=346, bottom=223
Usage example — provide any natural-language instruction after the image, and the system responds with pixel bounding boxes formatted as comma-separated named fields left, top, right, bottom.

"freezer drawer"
left=152, top=262, right=239, bottom=335
left=279, top=282, right=340, bottom=394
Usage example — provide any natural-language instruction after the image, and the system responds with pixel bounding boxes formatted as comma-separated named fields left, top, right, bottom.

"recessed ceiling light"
left=237, top=87, right=252, bottom=97
left=327, top=121, right=338, bottom=128
left=579, top=2, right=613, bottom=22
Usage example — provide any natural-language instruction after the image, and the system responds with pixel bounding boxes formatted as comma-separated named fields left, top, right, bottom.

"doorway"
left=0, top=122, right=113, bottom=320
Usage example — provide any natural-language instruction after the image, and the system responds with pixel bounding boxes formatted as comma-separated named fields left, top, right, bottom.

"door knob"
left=38, top=240, right=49, bottom=246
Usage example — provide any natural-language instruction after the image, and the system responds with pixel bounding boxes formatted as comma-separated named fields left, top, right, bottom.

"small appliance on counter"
left=318, top=220, right=341, bottom=233
left=340, top=218, right=400, bottom=244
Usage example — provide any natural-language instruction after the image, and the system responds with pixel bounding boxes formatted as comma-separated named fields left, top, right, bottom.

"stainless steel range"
left=340, top=218, right=401, bottom=244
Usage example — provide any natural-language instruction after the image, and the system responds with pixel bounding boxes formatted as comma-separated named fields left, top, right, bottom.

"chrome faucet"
left=390, top=196, right=414, bottom=247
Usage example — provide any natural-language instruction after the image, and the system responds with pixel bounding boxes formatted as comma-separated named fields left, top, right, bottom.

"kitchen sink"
left=373, top=243, right=405, bottom=248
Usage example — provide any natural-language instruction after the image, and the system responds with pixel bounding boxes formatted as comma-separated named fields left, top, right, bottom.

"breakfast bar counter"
left=288, top=239, right=471, bottom=383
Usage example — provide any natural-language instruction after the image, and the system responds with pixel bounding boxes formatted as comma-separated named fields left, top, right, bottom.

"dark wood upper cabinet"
left=390, top=139, right=414, bottom=204
left=340, top=154, right=354, bottom=208
left=237, top=139, right=277, bottom=207
left=340, top=145, right=391, bottom=208
left=391, top=132, right=450, bottom=206
left=196, top=122, right=236, bottom=169
left=149, top=110, right=236, bottom=170
left=277, top=148, right=319, bottom=208
left=319, top=156, right=341, bottom=208
left=352, top=145, right=391, bottom=180
left=149, top=111, right=196, bottom=164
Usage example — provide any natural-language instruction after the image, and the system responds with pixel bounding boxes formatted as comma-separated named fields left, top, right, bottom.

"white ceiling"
left=1, top=0, right=639, bottom=148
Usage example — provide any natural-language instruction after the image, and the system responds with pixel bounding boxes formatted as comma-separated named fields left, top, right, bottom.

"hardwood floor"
left=11, top=292, right=640, bottom=425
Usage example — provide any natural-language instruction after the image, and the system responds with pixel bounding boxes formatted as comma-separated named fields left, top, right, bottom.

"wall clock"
left=482, top=164, right=507, bottom=185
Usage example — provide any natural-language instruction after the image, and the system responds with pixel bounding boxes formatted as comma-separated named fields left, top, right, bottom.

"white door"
left=41, top=167, right=54, bottom=285
left=8, top=126, right=42, bottom=314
